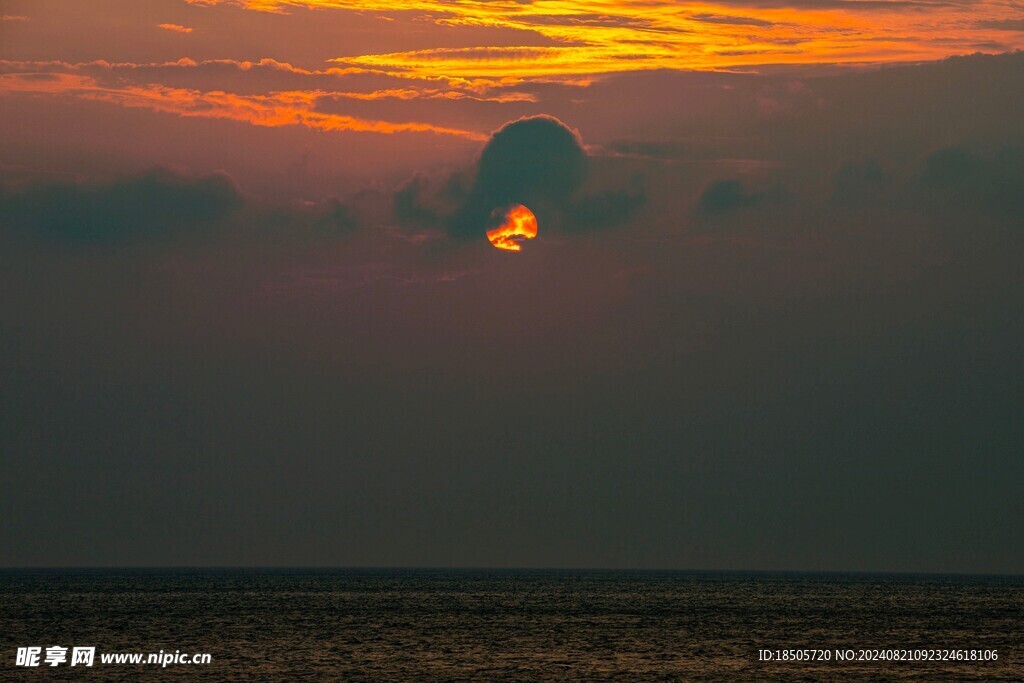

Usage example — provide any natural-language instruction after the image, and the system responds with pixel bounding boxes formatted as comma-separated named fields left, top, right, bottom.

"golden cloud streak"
left=158, top=23, right=194, bottom=33
left=0, top=72, right=487, bottom=139
left=187, top=0, right=1024, bottom=77
left=0, top=57, right=526, bottom=97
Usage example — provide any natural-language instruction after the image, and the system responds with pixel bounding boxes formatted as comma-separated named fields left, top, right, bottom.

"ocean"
left=2, top=569, right=1021, bottom=680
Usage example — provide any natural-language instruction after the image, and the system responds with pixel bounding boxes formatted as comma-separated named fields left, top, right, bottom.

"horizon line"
left=2, top=566, right=1022, bottom=578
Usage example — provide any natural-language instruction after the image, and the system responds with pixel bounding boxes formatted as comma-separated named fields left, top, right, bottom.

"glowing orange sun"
left=486, top=204, right=538, bottom=252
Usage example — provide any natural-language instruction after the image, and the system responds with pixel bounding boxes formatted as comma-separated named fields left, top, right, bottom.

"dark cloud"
left=438, top=171, right=472, bottom=207
left=313, top=198, right=359, bottom=234
left=390, top=171, right=470, bottom=232
left=0, top=167, right=242, bottom=240
left=831, top=159, right=891, bottom=208
left=564, top=175, right=647, bottom=232
left=452, top=115, right=587, bottom=238
left=248, top=197, right=362, bottom=242
left=920, top=147, right=987, bottom=190
left=697, top=179, right=763, bottom=214
left=393, top=175, right=442, bottom=229
left=471, top=114, right=586, bottom=204
left=920, top=146, right=1024, bottom=223
left=973, top=19, right=1024, bottom=31
left=390, top=119, right=645, bottom=238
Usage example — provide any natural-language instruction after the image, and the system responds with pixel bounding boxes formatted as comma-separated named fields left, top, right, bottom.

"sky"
left=1, top=0, right=1023, bottom=571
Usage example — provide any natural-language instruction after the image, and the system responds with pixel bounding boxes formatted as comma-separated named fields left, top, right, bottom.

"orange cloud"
left=0, top=72, right=486, bottom=140
left=185, top=0, right=1024, bottom=76
left=0, top=57, right=525, bottom=98
left=158, top=23, right=194, bottom=33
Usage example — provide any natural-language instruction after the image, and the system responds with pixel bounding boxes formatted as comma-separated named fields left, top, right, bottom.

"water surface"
left=2, top=569, right=1021, bottom=680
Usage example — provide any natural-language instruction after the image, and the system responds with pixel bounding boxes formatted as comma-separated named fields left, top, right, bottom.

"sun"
left=486, top=204, right=538, bottom=252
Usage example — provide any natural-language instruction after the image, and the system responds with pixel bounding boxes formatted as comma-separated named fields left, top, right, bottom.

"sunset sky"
left=3, top=0, right=1024, bottom=162
left=3, top=0, right=1024, bottom=192
left=1, top=1, right=1023, bottom=571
